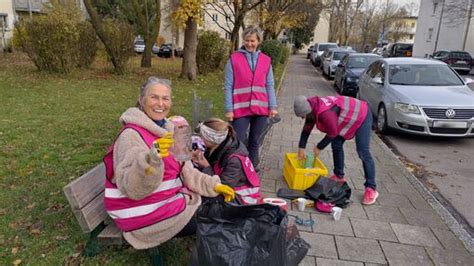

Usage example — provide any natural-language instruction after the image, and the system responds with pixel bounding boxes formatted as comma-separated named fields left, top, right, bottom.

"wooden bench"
left=63, top=163, right=163, bottom=265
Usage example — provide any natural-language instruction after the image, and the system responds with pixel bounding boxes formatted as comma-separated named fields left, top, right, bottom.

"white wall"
left=414, top=0, right=471, bottom=57
left=0, top=1, right=15, bottom=40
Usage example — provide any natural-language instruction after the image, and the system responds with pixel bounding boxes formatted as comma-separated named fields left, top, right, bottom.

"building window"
left=409, top=34, right=414, bottom=40
left=225, top=32, right=230, bottom=39
left=411, top=22, right=415, bottom=28
left=427, top=28, right=433, bottom=41
left=0, top=14, right=7, bottom=29
left=225, top=16, right=230, bottom=22
left=433, top=1, right=438, bottom=14
left=212, top=14, right=218, bottom=22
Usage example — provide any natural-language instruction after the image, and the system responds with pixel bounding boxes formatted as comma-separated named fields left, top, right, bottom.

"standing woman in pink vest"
left=191, top=118, right=261, bottom=205
left=103, top=77, right=235, bottom=250
left=224, top=26, right=278, bottom=170
left=293, top=95, right=379, bottom=205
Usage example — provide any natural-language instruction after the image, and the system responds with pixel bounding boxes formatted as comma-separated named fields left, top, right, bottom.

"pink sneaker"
left=362, top=187, right=379, bottom=205
left=330, top=174, right=346, bottom=183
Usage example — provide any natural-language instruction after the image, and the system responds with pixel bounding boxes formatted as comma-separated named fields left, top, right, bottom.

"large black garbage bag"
left=305, top=176, right=352, bottom=208
left=196, top=199, right=309, bottom=266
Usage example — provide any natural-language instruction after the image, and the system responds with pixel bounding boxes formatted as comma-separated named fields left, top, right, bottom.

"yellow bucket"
left=283, top=153, right=328, bottom=190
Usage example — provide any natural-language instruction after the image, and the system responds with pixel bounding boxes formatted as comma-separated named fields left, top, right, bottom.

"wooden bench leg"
left=148, top=246, right=164, bottom=266
left=83, top=222, right=106, bottom=257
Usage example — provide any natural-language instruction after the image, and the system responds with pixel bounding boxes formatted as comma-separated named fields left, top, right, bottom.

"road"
left=308, top=58, right=474, bottom=236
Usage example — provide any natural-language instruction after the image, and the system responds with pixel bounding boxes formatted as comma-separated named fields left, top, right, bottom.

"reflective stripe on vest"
left=103, top=124, right=186, bottom=232
left=213, top=154, right=261, bottom=205
left=315, top=96, right=368, bottom=140
left=231, top=52, right=271, bottom=118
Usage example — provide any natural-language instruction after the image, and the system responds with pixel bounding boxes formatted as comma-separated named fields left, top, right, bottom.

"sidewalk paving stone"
left=379, top=241, right=433, bottom=266
left=311, top=213, right=354, bottom=236
left=425, top=248, right=473, bottom=265
left=300, top=232, right=338, bottom=259
left=298, top=256, right=316, bottom=266
left=315, top=258, right=364, bottom=266
left=363, top=205, right=408, bottom=224
left=376, top=192, right=414, bottom=209
left=340, top=203, right=367, bottom=219
left=350, top=218, right=398, bottom=242
left=431, top=228, right=468, bottom=251
left=335, top=236, right=386, bottom=264
left=391, top=223, right=442, bottom=248
left=399, top=208, right=449, bottom=230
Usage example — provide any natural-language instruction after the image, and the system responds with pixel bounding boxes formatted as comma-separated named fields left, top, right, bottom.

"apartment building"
left=414, top=0, right=474, bottom=57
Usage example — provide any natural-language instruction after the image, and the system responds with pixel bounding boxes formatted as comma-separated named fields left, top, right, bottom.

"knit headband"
left=199, top=123, right=228, bottom=145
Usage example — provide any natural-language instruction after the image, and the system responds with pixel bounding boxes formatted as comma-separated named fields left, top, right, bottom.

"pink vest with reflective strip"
left=103, top=124, right=186, bottom=232
left=231, top=52, right=271, bottom=118
left=313, top=96, right=368, bottom=140
left=213, top=154, right=261, bottom=205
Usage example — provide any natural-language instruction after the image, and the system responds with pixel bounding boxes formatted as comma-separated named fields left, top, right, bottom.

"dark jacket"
left=201, top=135, right=249, bottom=188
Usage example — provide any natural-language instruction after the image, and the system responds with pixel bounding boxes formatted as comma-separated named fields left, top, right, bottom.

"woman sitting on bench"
left=102, top=76, right=235, bottom=250
left=191, top=118, right=261, bottom=205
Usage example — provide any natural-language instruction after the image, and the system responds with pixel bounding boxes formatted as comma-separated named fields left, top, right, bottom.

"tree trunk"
left=83, top=0, right=125, bottom=74
left=141, top=36, right=154, bottom=67
left=180, top=18, right=197, bottom=81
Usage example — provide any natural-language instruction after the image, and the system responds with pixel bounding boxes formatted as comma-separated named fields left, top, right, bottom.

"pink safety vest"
left=213, top=154, right=261, bottom=205
left=313, top=96, right=368, bottom=140
left=103, top=124, right=186, bottom=232
left=231, top=52, right=271, bottom=118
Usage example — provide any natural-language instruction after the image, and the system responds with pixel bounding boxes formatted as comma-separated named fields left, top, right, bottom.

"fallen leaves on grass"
left=11, top=247, right=18, bottom=254
left=13, top=259, right=22, bottom=265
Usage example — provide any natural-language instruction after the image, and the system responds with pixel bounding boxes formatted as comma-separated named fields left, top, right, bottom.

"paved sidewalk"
left=258, top=55, right=474, bottom=265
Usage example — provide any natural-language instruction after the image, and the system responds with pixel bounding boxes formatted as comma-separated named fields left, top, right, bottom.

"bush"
left=100, top=18, right=135, bottom=74
left=260, top=39, right=282, bottom=68
left=197, top=30, right=228, bottom=74
left=14, top=12, right=79, bottom=73
left=76, top=21, right=97, bottom=68
left=280, top=46, right=290, bottom=64
left=13, top=5, right=97, bottom=73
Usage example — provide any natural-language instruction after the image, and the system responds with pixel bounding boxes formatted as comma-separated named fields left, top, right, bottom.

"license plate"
left=433, top=121, right=467, bottom=128
left=456, top=60, right=466, bottom=64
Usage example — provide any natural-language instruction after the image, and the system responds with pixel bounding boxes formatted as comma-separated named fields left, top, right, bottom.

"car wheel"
left=377, top=105, right=390, bottom=134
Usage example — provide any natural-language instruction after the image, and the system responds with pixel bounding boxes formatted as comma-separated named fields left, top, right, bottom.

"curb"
left=372, top=135, right=474, bottom=254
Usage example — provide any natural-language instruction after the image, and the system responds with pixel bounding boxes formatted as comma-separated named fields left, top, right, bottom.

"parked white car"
left=310, top=42, right=338, bottom=67
left=322, top=48, right=355, bottom=79
left=358, top=58, right=474, bottom=137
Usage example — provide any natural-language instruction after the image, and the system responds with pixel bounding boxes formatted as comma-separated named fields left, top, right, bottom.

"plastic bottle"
left=304, top=153, right=314, bottom=169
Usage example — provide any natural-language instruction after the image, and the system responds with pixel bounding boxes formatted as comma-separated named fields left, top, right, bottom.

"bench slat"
left=64, top=163, right=106, bottom=210
left=98, top=223, right=123, bottom=246
left=73, top=192, right=108, bottom=232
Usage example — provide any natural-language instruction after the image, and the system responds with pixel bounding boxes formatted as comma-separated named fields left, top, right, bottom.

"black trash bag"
left=196, top=199, right=309, bottom=266
left=305, top=176, right=352, bottom=208
left=285, top=224, right=311, bottom=265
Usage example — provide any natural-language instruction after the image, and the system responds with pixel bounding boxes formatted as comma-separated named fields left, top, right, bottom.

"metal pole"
left=434, top=0, right=445, bottom=53
left=1, top=17, right=6, bottom=53
left=27, top=0, right=33, bottom=20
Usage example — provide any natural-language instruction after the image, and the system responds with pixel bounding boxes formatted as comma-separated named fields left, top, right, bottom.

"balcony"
left=14, top=0, right=44, bottom=13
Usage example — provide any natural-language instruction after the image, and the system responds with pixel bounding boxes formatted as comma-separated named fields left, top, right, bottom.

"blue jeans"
left=331, top=110, right=376, bottom=189
left=232, top=115, right=268, bottom=167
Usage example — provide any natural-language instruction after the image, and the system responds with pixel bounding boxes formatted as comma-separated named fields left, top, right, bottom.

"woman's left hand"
left=269, top=109, right=279, bottom=118
left=191, top=150, right=210, bottom=168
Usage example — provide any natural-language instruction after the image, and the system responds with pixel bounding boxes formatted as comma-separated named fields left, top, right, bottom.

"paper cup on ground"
left=331, top=207, right=342, bottom=221
left=296, top=198, right=307, bottom=211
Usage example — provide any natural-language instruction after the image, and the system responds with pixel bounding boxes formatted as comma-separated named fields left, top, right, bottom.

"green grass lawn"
left=0, top=52, right=285, bottom=265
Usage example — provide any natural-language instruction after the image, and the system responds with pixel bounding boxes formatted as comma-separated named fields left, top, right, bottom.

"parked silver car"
left=322, top=48, right=355, bottom=79
left=358, top=58, right=474, bottom=137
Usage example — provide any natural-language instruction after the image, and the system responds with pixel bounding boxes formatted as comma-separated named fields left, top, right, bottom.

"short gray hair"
left=138, top=76, right=172, bottom=107
left=242, top=26, right=263, bottom=42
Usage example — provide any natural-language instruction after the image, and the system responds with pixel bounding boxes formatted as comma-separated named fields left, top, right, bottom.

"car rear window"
left=348, top=56, right=379, bottom=68
left=395, top=44, right=413, bottom=51
left=389, top=64, right=464, bottom=86
left=319, top=44, right=337, bottom=51
left=450, top=52, right=471, bottom=59
left=135, top=40, right=145, bottom=45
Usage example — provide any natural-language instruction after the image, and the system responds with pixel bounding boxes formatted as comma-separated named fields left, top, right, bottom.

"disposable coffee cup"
left=331, top=207, right=342, bottom=221
left=296, top=198, right=306, bottom=211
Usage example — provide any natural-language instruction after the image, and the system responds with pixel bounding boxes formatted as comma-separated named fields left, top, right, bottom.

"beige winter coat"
left=112, top=107, right=220, bottom=249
